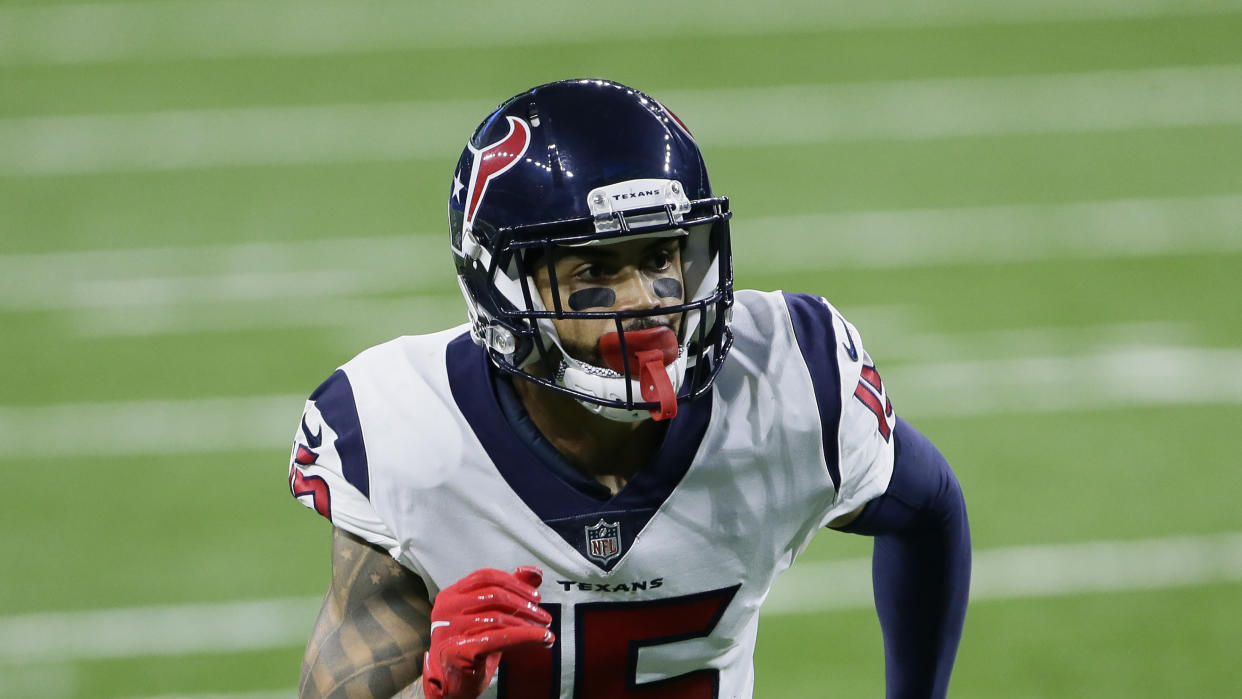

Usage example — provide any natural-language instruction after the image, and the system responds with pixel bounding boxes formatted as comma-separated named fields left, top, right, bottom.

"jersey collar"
left=446, top=332, right=713, bottom=570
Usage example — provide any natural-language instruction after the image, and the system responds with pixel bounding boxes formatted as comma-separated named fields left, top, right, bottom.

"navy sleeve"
left=839, top=417, right=971, bottom=699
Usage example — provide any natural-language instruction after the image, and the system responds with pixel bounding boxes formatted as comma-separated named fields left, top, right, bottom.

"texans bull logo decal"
left=463, top=116, right=532, bottom=233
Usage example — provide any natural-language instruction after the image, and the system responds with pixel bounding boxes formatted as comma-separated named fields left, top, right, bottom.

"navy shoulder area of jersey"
left=778, top=292, right=845, bottom=489
left=301, top=326, right=473, bottom=497
left=306, top=369, right=370, bottom=497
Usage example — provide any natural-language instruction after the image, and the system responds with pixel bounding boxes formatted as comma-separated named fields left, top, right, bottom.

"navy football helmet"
left=449, top=79, right=733, bottom=421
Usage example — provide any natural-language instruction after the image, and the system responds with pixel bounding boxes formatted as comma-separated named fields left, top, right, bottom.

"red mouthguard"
left=598, top=327, right=679, bottom=421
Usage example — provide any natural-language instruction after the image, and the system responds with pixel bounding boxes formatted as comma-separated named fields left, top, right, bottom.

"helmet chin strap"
left=555, top=327, right=686, bottom=423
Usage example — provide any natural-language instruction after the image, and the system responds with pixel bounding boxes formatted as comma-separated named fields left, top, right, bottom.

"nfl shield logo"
left=585, top=519, right=622, bottom=565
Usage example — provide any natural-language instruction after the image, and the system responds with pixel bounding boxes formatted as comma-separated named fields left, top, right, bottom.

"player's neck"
left=511, top=374, right=667, bottom=489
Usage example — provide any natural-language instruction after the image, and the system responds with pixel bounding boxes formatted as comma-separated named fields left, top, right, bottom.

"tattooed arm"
left=299, top=527, right=431, bottom=699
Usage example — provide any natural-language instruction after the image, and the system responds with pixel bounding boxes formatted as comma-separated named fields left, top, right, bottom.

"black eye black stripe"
left=567, top=288, right=617, bottom=310
left=653, top=278, right=683, bottom=299
left=566, top=278, right=681, bottom=310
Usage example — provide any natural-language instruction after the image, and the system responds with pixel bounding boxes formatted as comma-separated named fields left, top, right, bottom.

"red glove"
left=422, top=566, right=554, bottom=699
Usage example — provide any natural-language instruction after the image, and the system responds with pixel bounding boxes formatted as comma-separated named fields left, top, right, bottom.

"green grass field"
left=3, top=1, right=1241, bottom=696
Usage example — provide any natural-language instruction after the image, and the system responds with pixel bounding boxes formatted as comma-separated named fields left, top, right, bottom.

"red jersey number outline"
left=497, top=585, right=739, bottom=698
left=288, top=463, right=331, bottom=520
left=854, top=362, right=894, bottom=442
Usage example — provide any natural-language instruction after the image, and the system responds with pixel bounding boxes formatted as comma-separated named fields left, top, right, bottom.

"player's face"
left=532, top=237, right=685, bottom=367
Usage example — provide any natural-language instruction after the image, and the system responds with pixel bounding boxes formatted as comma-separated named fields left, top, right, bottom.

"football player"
left=289, top=79, right=970, bottom=699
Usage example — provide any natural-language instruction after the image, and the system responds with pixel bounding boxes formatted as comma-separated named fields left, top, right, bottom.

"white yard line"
left=0, top=666, right=77, bottom=697
left=3, top=65, right=1242, bottom=175
left=867, top=321, right=1198, bottom=364
left=0, top=235, right=438, bottom=312
left=762, top=531, right=1242, bottom=614
left=0, top=395, right=307, bottom=459
left=1, top=532, right=1239, bottom=663
left=886, top=346, right=1242, bottom=417
left=0, top=345, right=1240, bottom=460
left=67, top=295, right=468, bottom=339
left=1, top=0, right=1238, bottom=66
left=0, top=597, right=321, bottom=663
left=2, top=193, right=1240, bottom=315
left=732, top=194, right=1242, bottom=272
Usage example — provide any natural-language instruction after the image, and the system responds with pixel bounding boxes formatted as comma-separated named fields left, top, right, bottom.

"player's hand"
left=422, top=566, right=554, bottom=699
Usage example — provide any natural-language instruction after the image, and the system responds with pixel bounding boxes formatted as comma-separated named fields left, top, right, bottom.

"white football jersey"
left=288, top=289, right=895, bottom=699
